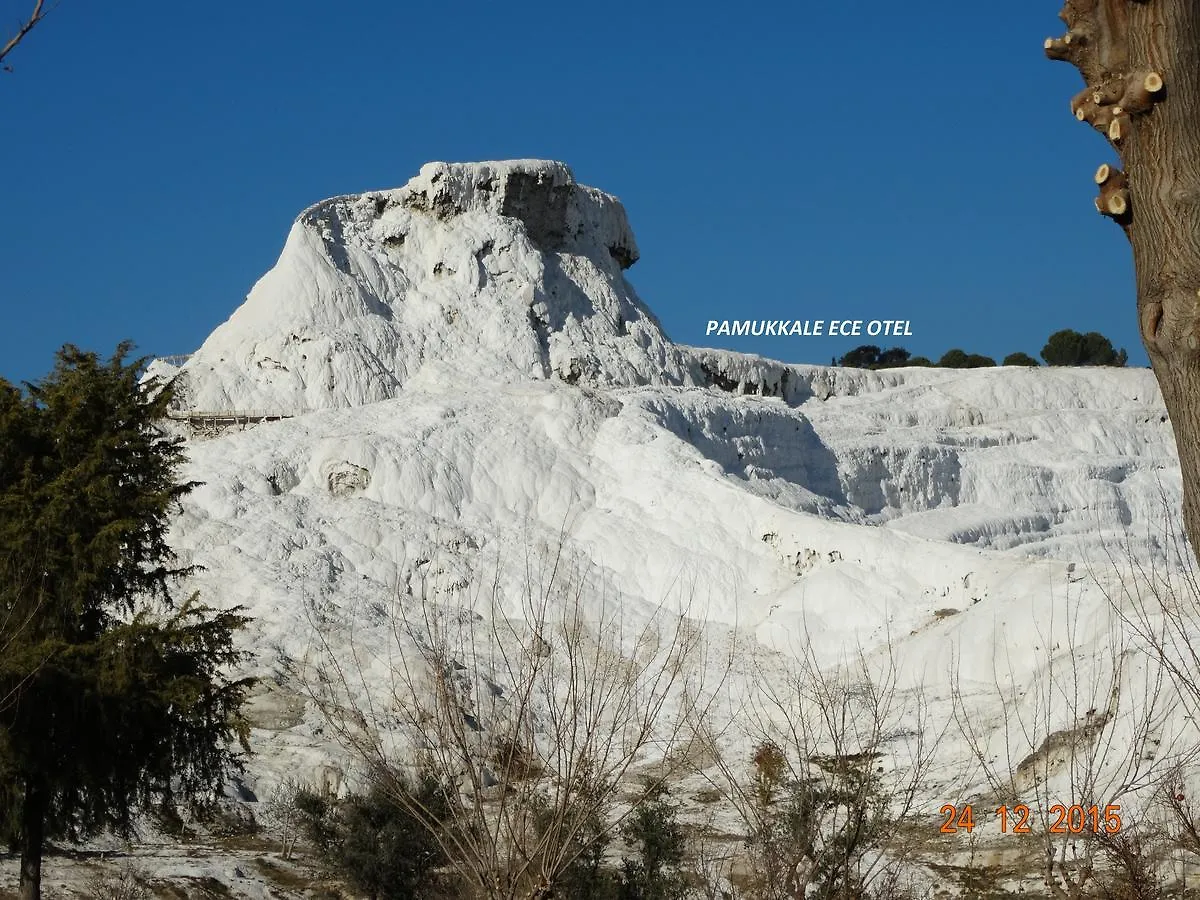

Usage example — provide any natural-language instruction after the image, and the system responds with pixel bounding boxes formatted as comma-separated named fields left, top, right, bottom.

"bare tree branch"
left=0, top=1, right=50, bottom=72
left=304, top=536, right=730, bottom=900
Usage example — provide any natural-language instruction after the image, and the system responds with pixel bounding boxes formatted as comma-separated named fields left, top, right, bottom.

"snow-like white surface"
left=164, top=160, right=701, bottom=414
left=112, top=161, right=1200, bottom=891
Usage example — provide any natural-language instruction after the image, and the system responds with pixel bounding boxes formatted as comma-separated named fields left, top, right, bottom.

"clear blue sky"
left=0, top=1, right=1143, bottom=384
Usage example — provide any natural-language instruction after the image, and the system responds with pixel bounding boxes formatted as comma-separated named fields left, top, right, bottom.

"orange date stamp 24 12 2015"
left=940, top=804, right=1123, bottom=835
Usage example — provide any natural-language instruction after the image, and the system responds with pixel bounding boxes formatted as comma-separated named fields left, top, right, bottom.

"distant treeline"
left=835, top=329, right=1128, bottom=369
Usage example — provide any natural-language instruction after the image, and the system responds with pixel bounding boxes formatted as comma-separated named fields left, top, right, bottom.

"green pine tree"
left=295, top=775, right=453, bottom=900
left=0, top=343, right=252, bottom=900
left=617, top=783, right=688, bottom=900
left=1002, top=352, right=1041, bottom=367
left=1040, top=328, right=1128, bottom=366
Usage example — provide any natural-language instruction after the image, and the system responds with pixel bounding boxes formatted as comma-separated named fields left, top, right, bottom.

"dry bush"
left=308, top=540, right=729, bottom=900
left=84, top=861, right=152, bottom=900
left=699, top=630, right=938, bottom=900
left=258, top=775, right=306, bottom=860
left=947, top=516, right=1198, bottom=899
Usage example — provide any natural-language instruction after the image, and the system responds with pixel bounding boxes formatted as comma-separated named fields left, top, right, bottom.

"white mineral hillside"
left=162, top=159, right=702, bottom=414
left=158, top=160, right=1193, bottom=844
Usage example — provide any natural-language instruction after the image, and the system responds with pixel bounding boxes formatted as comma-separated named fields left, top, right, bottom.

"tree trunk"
left=1127, top=4, right=1200, bottom=561
left=17, top=779, right=46, bottom=900
left=1049, top=1, right=1200, bottom=563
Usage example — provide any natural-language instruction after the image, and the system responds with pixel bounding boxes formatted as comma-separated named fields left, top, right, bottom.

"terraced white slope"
left=154, top=161, right=1194, bottom=864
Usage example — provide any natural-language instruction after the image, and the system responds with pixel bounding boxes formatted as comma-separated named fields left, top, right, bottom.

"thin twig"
left=0, top=1, right=51, bottom=71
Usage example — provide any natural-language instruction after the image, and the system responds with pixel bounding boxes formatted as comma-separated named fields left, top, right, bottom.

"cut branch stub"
left=1092, top=76, right=1126, bottom=105
left=1108, top=113, right=1131, bottom=143
left=1141, top=301, right=1164, bottom=343
left=1051, top=2, right=1164, bottom=234
left=1095, top=165, right=1131, bottom=225
left=1072, top=87, right=1100, bottom=122
left=1117, top=71, right=1165, bottom=115
left=1068, top=72, right=1162, bottom=137
left=1045, top=36, right=1073, bottom=61
left=1054, top=0, right=1131, bottom=82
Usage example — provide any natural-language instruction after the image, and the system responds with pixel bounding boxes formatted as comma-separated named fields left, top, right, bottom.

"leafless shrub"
left=258, top=775, right=306, bottom=860
left=308, top=539, right=729, bottom=900
left=84, top=861, right=152, bottom=900
left=1087, top=823, right=1167, bottom=900
left=688, top=821, right=741, bottom=900
left=949, top=530, right=1192, bottom=899
left=700, top=627, right=939, bottom=900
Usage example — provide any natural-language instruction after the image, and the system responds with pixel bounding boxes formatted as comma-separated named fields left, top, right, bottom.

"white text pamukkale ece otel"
left=705, top=319, right=913, bottom=337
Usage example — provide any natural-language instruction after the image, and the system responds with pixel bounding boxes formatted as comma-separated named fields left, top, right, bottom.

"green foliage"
left=531, top=760, right=620, bottom=900
left=742, top=740, right=893, bottom=900
left=1040, top=329, right=1128, bottom=366
left=0, top=344, right=198, bottom=638
left=616, top=784, right=689, bottom=900
left=0, top=596, right=251, bottom=840
left=295, top=776, right=451, bottom=900
left=837, top=346, right=882, bottom=369
left=1001, top=352, right=1041, bottom=367
left=0, top=343, right=252, bottom=895
left=937, top=349, right=995, bottom=368
left=875, top=347, right=911, bottom=369
left=523, top=777, right=689, bottom=900
left=294, top=790, right=339, bottom=856
left=836, top=346, right=912, bottom=370
left=842, top=346, right=1013, bottom=370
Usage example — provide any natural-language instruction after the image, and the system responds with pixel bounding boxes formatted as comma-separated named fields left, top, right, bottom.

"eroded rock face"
left=499, top=169, right=573, bottom=252
left=324, top=461, right=370, bottom=497
left=164, top=160, right=693, bottom=414
left=395, top=160, right=639, bottom=268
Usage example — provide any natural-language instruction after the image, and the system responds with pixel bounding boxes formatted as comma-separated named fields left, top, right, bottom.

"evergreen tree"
left=1002, top=352, right=1041, bottom=367
left=837, top=345, right=881, bottom=369
left=1040, top=329, right=1128, bottom=366
left=838, top=346, right=912, bottom=370
left=874, top=347, right=911, bottom=369
left=963, top=353, right=997, bottom=368
left=938, top=349, right=995, bottom=368
left=617, top=784, right=688, bottom=900
left=937, top=349, right=970, bottom=368
left=295, top=777, right=451, bottom=900
left=0, top=343, right=252, bottom=900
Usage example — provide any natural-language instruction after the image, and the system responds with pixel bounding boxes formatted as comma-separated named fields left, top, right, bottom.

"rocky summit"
left=159, top=160, right=707, bottom=415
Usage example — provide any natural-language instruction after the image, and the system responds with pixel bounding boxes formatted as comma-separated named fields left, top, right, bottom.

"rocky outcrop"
left=165, top=160, right=702, bottom=415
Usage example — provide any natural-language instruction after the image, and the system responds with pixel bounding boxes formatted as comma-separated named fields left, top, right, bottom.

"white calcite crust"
left=144, top=162, right=1193, bottom=852
left=166, top=160, right=701, bottom=414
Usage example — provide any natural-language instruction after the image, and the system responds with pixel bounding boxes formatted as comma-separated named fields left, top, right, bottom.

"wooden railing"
left=154, top=354, right=193, bottom=368
left=166, top=410, right=292, bottom=429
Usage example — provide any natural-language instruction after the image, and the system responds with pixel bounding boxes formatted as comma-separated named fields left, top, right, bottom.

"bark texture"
left=1049, top=0, right=1200, bottom=559
left=17, top=780, right=45, bottom=900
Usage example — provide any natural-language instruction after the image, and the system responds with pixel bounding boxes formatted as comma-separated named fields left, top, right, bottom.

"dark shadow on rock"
left=644, top=396, right=848, bottom=509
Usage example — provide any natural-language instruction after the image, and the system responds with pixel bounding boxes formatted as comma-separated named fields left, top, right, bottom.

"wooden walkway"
left=167, top=411, right=292, bottom=429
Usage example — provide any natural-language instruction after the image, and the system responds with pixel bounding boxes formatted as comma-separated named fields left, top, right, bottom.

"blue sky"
left=0, top=2, right=1141, bottom=384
